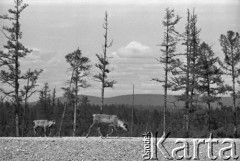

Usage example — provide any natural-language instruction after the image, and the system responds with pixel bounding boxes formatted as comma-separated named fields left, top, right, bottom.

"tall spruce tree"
left=219, top=31, right=240, bottom=137
left=188, top=10, right=200, bottom=112
left=196, top=42, right=225, bottom=134
left=65, top=48, right=91, bottom=136
left=171, top=9, right=201, bottom=137
left=153, top=8, right=180, bottom=134
left=20, top=68, right=43, bottom=136
left=0, top=0, right=31, bottom=136
left=94, top=11, right=116, bottom=114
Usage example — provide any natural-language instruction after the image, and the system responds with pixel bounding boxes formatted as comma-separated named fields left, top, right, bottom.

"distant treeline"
left=0, top=96, right=239, bottom=138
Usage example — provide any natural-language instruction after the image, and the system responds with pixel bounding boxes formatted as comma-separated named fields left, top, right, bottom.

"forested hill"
left=45, top=94, right=236, bottom=109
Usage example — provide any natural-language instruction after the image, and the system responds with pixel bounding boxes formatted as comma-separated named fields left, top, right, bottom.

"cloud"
left=97, top=41, right=163, bottom=97
left=116, top=41, right=154, bottom=58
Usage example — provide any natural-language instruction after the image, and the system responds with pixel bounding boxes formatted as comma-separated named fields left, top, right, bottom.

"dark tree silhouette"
left=94, top=11, right=116, bottom=114
left=219, top=31, right=240, bottom=137
left=65, top=48, right=91, bottom=136
left=196, top=42, right=225, bottom=134
left=20, top=68, right=43, bottom=136
left=0, top=0, right=32, bottom=136
left=171, top=9, right=201, bottom=137
left=153, top=8, right=180, bottom=134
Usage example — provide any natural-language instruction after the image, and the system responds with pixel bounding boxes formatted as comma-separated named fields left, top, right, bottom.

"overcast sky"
left=0, top=0, right=240, bottom=101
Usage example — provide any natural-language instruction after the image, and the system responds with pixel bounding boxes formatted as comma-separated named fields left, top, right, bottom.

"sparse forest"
left=0, top=1, right=240, bottom=138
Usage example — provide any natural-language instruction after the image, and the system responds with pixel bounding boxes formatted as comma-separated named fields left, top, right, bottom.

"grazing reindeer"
left=86, top=114, right=128, bottom=138
left=33, top=120, right=55, bottom=137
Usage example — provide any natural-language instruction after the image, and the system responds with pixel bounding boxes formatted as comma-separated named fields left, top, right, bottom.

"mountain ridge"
left=31, top=94, right=236, bottom=110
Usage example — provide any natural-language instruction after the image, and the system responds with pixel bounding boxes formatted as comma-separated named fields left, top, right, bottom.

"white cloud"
left=116, top=41, right=154, bottom=58
left=99, top=42, right=163, bottom=97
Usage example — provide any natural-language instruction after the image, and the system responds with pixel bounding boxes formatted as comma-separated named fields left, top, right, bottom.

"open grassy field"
left=0, top=137, right=239, bottom=161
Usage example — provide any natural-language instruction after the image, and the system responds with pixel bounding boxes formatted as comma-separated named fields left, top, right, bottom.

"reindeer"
left=33, top=120, right=55, bottom=137
left=86, top=114, right=128, bottom=138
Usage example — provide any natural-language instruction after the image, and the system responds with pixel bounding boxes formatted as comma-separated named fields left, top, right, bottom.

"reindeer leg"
left=44, top=126, right=46, bottom=137
left=106, top=128, right=114, bottom=137
left=86, top=123, right=95, bottom=138
left=33, top=126, right=36, bottom=136
left=113, top=126, right=119, bottom=138
left=97, top=127, right=103, bottom=139
left=48, top=127, right=53, bottom=137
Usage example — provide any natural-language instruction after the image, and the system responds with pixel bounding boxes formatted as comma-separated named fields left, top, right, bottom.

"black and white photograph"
left=0, top=0, right=240, bottom=160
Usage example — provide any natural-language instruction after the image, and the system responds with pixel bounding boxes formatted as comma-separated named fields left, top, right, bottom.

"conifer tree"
left=20, top=68, right=43, bottom=136
left=219, top=31, right=240, bottom=137
left=65, top=48, right=91, bottom=136
left=153, top=8, right=180, bottom=134
left=171, top=9, right=201, bottom=137
left=94, top=11, right=116, bottom=114
left=0, top=0, right=31, bottom=136
left=196, top=42, right=225, bottom=134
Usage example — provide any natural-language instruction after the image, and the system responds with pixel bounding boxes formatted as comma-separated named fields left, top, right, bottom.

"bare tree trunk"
left=59, top=102, right=67, bottom=137
left=208, top=103, right=211, bottom=133
left=21, top=107, right=25, bottom=137
left=15, top=1, right=20, bottom=137
left=185, top=9, right=190, bottom=138
left=131, top=84, right=134, bottom=136
left=163, top=39, right=168, bottom=134
left=206, top=62, right=211, bottom=135
left=101, top=81, right=104, bottom=114
left=190, top=12, right=197, bottom=115
left=22, top=69, right=30, bottom=137
left=73, top=74, right=78, bottom=136
left=73, top=103, right=77, bottom=136
left=15, top=113, right=19, bottom=137
left=207, top=84, right=211, bottom=134
left=232, top=68, right=237, bottom=137
left=231, top=46, right=237, bottom=138
left=22, top=99, right=27, bottom=137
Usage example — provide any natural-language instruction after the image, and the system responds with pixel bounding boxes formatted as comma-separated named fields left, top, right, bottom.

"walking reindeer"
left=86, top=114, right=128, bottom=138
left=33, top=120, right=55, bottom=137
